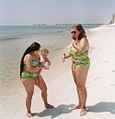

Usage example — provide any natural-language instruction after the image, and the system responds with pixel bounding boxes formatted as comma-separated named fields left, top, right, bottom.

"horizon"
left=0, top=23, right=105, bottom=26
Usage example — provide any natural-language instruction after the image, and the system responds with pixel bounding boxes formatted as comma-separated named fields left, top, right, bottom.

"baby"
left=40, top=48, right=51, bottom=67
left=38, top=48, right=51, bottom=74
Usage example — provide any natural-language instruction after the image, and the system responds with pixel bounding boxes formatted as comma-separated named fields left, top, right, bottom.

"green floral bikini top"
left=69, top=42, right=90, bottom=66
left=69, top=45, right=89, bottom=58
left=24, top=57, right=41, bottom=69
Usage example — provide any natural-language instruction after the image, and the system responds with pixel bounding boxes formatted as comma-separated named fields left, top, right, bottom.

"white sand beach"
left=1, top=24, right=115, bottom=119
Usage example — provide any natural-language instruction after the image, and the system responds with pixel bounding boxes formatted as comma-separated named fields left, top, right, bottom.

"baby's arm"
left=41, top=57, right=51, bottom=70
left=45, top=58, right=51, bottom=66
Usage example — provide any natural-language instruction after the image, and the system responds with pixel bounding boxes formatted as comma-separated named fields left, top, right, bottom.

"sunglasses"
left=71, top=31, right=76, bottom=34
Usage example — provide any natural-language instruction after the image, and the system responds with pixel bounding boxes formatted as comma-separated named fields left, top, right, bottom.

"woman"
left=63, top=24, right=90, bottom=116
left=20, top=42, right=54, bottom=117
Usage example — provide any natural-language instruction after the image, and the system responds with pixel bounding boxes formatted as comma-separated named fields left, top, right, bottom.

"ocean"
left=0, top=24, right=100, bottom=118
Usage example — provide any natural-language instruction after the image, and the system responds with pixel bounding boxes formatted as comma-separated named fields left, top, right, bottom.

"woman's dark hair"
left=72, top=24, right=86, bottom=40
left=20, top=42, right=41, bottom=76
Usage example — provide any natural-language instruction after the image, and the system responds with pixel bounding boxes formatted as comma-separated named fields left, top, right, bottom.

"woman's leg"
left=22, top=79, right=34, bottom=117
left=35, top=75, right=54, bottom=108
left=71, top=65, right=81, bottom=109
left=74, top=65, right=89, bottom=116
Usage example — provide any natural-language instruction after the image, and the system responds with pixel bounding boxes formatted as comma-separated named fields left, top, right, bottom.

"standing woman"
left=20, top=42, right=54, bottom=117
left=63, top=24, right=90, bottom=116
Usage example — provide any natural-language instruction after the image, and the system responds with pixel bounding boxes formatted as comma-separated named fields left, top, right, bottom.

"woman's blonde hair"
left=41, top=48, right=49, bottom=53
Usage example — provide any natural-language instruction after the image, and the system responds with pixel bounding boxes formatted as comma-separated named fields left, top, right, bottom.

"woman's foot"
left=72, top=105, right=81, bottom=110
left=45, top=103, right=54, bottom=108
left=27, top=112, right=33, bottom=117
left=80, top=108, right=87, bottom=116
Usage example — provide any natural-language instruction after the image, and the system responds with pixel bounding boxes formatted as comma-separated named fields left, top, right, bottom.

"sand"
left=1, top=24, right=115, bottom=119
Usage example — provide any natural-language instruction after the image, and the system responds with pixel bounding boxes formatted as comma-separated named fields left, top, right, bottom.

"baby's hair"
left=41, top=48, right=49, bottom=53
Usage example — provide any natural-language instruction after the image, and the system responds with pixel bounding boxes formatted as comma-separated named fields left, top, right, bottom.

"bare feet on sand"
left=72, top=105, right=81, bottom=110
left=45, top=103, right=54, bottom=108
left=27, top=112, right=33, bottom=118
left=80, top=108, right=87, bottom=116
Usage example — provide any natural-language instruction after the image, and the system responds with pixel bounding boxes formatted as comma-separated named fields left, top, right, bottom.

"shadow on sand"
left=32, top=104, right=75, bottom=118
left=87, top=102, right=115, bottom=114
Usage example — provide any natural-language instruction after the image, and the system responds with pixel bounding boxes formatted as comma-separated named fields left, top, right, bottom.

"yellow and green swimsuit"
left=69, top=45, right=90, bottom=67
left=21, top=57, right=40, bottom=80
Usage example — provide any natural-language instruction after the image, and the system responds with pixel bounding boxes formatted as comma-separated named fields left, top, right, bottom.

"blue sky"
left=0, top=0, right=115, bottom=25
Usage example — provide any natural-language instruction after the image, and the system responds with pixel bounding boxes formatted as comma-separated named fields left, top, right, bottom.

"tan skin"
left=22, top=50, right=54, bottom=117
left=63, top=28, right=89, bottom=116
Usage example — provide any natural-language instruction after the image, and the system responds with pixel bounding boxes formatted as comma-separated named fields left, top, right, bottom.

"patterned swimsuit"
left=69, top=45, right=90, bottom=67
left=21, top=57, right=41, bottom=80
left=40, top=56, right=49, bottom=65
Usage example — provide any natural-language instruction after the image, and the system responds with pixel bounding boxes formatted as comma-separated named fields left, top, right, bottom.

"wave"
left=0, top=37, right=21, bottom=41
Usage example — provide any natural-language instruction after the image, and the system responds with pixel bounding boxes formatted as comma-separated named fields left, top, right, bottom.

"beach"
left=0, top=24, right=115, bottom=119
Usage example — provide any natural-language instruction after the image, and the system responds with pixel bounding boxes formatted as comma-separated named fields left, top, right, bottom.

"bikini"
left=40, top=56, right=49, bottom=65
left=69, top=44, right=90, bottom=67
left=21, top=57, right=41, bottom=80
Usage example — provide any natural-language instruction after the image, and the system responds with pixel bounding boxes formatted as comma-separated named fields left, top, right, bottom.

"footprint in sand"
left=111, top=84, right=115, bottom=86
left=112, top=70, right=115, bottom=72
left=104, top=60, right=109, bottom=63
left=94, top=77, right=100, bottom=80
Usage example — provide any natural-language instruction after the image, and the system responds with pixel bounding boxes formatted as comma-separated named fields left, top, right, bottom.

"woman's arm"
left=73, top=37, right=88, bottom=52
left=62, top=54, right=71, bottom=62
left=64, top=54, right=71, bottom=59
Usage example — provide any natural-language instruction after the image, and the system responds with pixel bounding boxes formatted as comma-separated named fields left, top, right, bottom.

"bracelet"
left=64, top=56, right=67, bottom=59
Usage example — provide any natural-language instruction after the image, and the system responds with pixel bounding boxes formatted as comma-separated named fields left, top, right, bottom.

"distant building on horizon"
left=33, top=24, right=46, bottom=27
left=110, top=13, right=115, bottom=24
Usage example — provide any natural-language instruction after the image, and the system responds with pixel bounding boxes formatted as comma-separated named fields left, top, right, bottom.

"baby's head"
left=41, top=48, right=49, bottom=58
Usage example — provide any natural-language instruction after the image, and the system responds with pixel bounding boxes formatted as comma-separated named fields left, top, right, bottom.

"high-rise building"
left=111, top=13, right=115, bottom=23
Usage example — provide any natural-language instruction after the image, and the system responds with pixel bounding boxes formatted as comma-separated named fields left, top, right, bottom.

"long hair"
left=20, top=42, right=41, bottom=76
left=72, top=24, right=86, bottom=40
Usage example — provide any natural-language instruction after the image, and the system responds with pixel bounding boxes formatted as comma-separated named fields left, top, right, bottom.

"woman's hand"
left=36, top=67, right=42, bottom=72
left=43, top=66, right=50, bottom=70
left=62, top=54, right=66, bottom=63
left=62, top=54, right=71, bottom=62
left=39, top=64, right=50, bottom=70
left=47, top=61, right=51, bottom=66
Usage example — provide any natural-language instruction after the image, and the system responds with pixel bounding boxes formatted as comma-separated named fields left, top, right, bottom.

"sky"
left=0, top=0, right=115, bottom=25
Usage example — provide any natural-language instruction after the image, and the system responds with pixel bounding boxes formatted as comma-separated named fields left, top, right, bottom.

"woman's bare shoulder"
left=25, top=54, right=32, bottom=60
left=81, top=37, right=89, bottom=43
left=80, top=37, right=89, bottom=47
left=81, top=36, right=88, bottom=41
